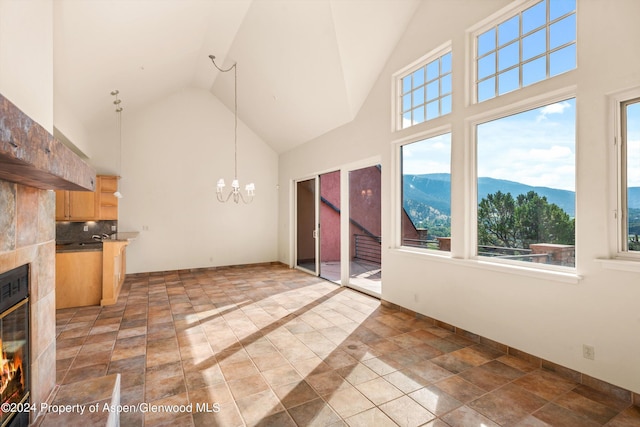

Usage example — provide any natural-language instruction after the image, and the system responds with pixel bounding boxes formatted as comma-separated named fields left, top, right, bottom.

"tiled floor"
left=55, top=263, right=640, bottom=426
left=320, top=260, right=381, bottom=296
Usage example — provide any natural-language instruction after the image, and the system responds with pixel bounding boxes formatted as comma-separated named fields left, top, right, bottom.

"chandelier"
left=209, top=54, right=255, bottom=204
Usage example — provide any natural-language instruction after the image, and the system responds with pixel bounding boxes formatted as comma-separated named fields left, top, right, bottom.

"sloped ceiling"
left=54, top=0, right=420, bottom=154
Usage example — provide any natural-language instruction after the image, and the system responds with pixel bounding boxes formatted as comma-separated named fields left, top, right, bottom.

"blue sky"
left=401, top=99, right=576, bottom=192
left=477, top=98, right=576, bottom=191
left=628, top=102, right=640, bottom=187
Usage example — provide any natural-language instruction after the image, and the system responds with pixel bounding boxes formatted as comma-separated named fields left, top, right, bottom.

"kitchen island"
left=55, top=232, right=139, bottom=309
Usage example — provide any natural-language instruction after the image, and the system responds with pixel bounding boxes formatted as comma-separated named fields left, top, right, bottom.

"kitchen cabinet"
left=101, top=240, right=128, bottom=306
left=56, top=250, right=103, bottom=309
left=55, top=175, right=119, bottom=221
left=98, top=175, right=119, bottom=220
left=55, top=236, right=133, bottom=309
left=55, top=189, right=96, bottom=221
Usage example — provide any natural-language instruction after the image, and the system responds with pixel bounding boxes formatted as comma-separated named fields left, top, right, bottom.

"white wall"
left=88, top=87, right=279, bottom=273
left=278, top=0, right=640, bottom=394
left=53, top=95, right=91, bottom=158
left=0, top=0, right=53, bottom=131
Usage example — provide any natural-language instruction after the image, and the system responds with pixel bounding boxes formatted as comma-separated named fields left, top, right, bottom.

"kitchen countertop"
left=56, top=231, right=139, bottom=252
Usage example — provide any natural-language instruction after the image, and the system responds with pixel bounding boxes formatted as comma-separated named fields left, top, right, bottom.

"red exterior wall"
left=320, top=171, right=340, bottom=262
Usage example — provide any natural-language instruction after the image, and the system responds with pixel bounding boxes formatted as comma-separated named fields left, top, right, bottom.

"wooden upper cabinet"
left=97, top=175, right=119, bottom=220
left=69, top=191, right=96, bottom=219
left=55, top=175, right=119, bottom=221
left=55, top=189, right=95, bottom=221
left=55, top=190, right=68, bottom=220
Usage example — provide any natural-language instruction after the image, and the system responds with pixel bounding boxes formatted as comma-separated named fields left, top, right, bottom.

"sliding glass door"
left=296, top=178, right=318, bottom=274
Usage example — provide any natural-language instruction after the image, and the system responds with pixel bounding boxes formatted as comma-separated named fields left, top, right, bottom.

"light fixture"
left=111, top=90, right=123, bottom=198
left=209, top=54, right=255, bottom=204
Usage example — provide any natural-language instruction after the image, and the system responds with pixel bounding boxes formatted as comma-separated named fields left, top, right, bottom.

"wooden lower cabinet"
left=56, top=240, right=129, bottom=309
left=101, top=241, right=128, bottom=306
left=56, top=251, right=103, bottom=309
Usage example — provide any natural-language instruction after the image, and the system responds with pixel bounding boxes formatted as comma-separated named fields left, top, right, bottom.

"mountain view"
left=403, top=173, right=640, bottom=236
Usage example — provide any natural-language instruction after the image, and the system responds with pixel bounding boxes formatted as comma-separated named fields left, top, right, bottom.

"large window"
left=399, top=50, right=452, bottom=129
left=400, top=133, right=451, bottom=250
left=476, top=98, right=576, bottom=267
left=475, top=0, right=576, bottom=102
left=621, top=98, right=640, bottom=253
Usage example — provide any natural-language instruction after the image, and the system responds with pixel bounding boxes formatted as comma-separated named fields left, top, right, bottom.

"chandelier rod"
left=209, top=55, right=238, bottom=181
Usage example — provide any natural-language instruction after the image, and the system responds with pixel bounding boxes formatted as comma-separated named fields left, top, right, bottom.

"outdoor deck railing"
left=354, top=234, right=381, bottom=264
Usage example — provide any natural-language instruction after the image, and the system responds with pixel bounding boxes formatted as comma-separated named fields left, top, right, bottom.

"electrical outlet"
left=83, top=225, right=89, bottom=231
left=111, top=225, right=117, bottom=231
left=583, top=344, right=595, bottom=360
left=142, top=225, right=149, bottom=231
left=414, top=293, right=419, bottom=302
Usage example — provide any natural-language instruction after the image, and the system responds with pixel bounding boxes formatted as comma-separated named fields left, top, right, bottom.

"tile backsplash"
left=56, top=220, right=118, bottom=242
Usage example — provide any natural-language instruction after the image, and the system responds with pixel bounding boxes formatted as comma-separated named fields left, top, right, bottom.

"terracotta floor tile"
left=261, top=364, right=302, bottom=387
left=325, top=384, right=375, bottom=418
left=379, top=395, right=436, bottom=427
left=553, top=390, right=619, bottom=424
left=345, top=407, right=397, bottom=427
left=235, top=389, right=284, bottom=425
left=606, top=405, right=640, bottom=427
left=571, top=383, right=632, bottom=412
left=533, top=402, right=601, bottom=427
left=383, top=368, right=431, bottom=393
left=514, top=369, right=578, bottom=400
left=52, top=265, right=637, bottom=427
left=458, top=364, right=513, bottom=391
left=288, top=398, right=342, bottom=427
left=435, top=376, right=487, bottom=403
left=430, top=353, right=475, bottom=374
left=356, top=376, right=403, bottom=405
left=272, top=380, right=320, bottom=409
left=226, top=373, right=269, bottom=399
left=407, top=359, right=455, bottom=383
left=362, top=356, right=400, bottom=376
left=468, top=383, right=547, bottom=425
left=306, top=369, right=350, bottom=395
left=441, top=405, right=500, bottom=427
left=336, top=362, right=379, bottom=385
left=409, top=385, right=463, bottom=416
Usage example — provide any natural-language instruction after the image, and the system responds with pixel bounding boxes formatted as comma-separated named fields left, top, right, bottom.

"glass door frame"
left=294, top=176, right=320, bottom=275
left=341, top=158, right=383, bottom=297
left=291, top=155, right=382, bottom=295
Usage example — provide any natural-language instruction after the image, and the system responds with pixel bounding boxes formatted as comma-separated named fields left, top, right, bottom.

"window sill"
left=596, top=257, right=640, bottom=273
left=391, top=248, right=581, bottom=284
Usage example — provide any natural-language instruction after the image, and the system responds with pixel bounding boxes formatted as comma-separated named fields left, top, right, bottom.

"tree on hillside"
left=478, top=190, right=574, bottom=248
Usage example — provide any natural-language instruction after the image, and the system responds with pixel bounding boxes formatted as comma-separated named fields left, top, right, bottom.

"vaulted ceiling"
left=53, top=0, right=421, bottom=154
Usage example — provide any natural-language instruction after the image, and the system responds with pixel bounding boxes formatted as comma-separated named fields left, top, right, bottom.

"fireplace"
left=0, top=265, right=29, bottom=427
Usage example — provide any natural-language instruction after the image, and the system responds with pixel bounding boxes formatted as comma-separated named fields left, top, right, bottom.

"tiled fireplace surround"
left=0, top=180, right=57, bottom=422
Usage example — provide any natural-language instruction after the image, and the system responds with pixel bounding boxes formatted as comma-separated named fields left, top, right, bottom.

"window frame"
left=612, top=87, right=640, bottom=260
left=392, top=41, right=452, bottom=132
left=392, top=125, right=452, bottom=254
left=468, top=0, right=577, bottom=105
left=398, top=130, right=453, bottom=252
left=466, top=86, right=578, bottom=272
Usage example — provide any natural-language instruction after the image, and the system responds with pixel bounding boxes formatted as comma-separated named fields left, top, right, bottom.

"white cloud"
left=537, top=101, right=572, bottom=122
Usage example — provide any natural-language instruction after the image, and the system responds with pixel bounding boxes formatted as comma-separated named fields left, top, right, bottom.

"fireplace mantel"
left=0, top=94, right=95, bottom=192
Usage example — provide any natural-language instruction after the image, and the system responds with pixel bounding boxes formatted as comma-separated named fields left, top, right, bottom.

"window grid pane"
left=475, top=0, right=575, bottom=102
left=401, top=134, right=452, bottom=250
left=476, top=98, right=576, bottom=267
left=400, top=51, right=452, bottom=129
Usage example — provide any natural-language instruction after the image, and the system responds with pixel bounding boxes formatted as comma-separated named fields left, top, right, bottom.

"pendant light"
left=111, top=90, right=123, bottom=198
left=209, top=54, right=255, bottom=204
